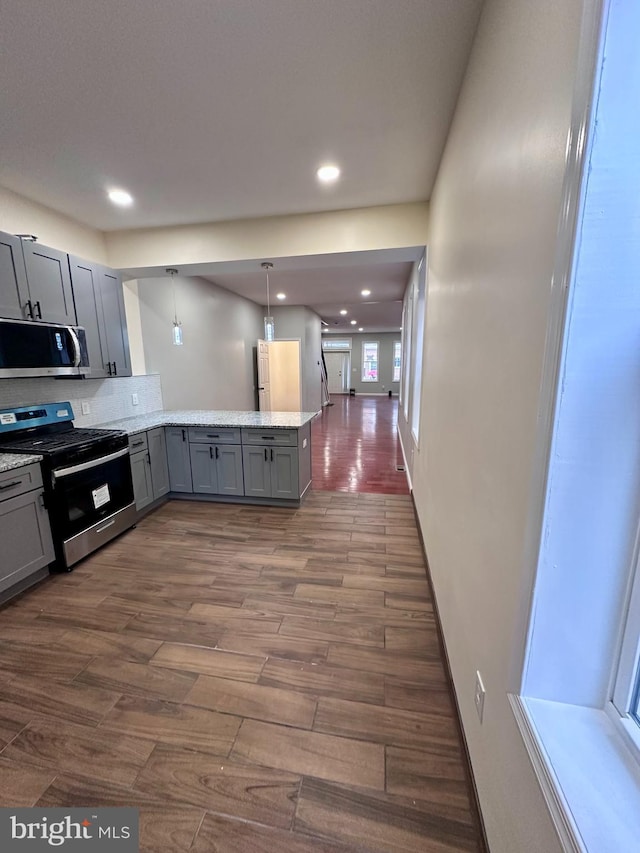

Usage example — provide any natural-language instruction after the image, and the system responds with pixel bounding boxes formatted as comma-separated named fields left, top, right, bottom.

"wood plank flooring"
left=0, top=493, right=483, bottom=852
left=311, top=395, right=409, bottom=494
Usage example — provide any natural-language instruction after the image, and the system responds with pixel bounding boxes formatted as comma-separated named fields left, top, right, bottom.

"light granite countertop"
left=0, top=452, right=43, bottom=473
left=97, top=409, right=318, bottom=436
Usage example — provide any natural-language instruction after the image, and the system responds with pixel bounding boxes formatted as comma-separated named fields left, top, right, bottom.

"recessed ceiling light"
left=361, top=289, right=371, bottom=296
left=107, top=188, right=133, bottom=207
left=358, top=327, right=363, bottom=332
left=339, top=309, right=348, bottom=315
left=317, top=164, right=340, bottom=183
left=276, top=293, right=286, bottom=300
left=350, top=320, right=357, bottom=325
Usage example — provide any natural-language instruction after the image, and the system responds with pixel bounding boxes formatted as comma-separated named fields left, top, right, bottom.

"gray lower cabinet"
left=69, top=256, right=131, bottom=378
left=166, top=427, right=193, bottom=492
left=190, top=443, right=244, bottom=496
left=0, top=464, right=55, bottom=595
left=148, top=428, right=170, bottom=499
left=131, top=448, right=153, bottom=512
left=130, top=428, right=171, bottom=512
left=242, top=445, right=299, bottom=499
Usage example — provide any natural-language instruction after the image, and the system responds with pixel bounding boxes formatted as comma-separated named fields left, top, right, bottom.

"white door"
left=325, top=351, right=349, bottom=394
left=257, top=339, right=271, bottom=411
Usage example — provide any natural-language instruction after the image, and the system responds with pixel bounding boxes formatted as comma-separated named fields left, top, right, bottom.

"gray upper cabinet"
left=0, top=231, right=29, bottom=320
left=148, top=428, right=170, bottom=499
left=69, top=255, right=131, bottom=377
left=21, top=241, right=76, bottom=324
left=0, top=231, right=75, bottom=324
left=166, top=428, right=193, bottom=492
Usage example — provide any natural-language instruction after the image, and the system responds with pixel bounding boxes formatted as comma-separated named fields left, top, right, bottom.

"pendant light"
left=262, top=261, right=275, bottom=342
left=166, top=268, right=183, bottom=346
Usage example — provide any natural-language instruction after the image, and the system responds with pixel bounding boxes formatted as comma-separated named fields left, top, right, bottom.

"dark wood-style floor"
left=0, top=397, right=483, bottom=852
left=311, top=395, right=409, bottom=494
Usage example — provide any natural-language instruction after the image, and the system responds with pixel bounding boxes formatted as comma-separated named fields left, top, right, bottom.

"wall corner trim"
left=508, top=694, right=585, bottom=853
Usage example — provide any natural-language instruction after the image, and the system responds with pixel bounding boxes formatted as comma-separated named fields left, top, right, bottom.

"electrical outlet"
left=474, top=671, right=486, bottom=723
left=81, top=402, right=91, bottom=415
left=302, top=438, right=307, bottom=448
left=131, top=393, right=139, bottom=406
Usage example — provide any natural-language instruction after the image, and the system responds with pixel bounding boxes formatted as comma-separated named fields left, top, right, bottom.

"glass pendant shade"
left=264, top=316, right=275, bottom=342
left=172, top=321, right=183, bottom=346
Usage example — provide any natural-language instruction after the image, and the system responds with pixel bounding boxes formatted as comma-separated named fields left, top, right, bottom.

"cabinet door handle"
left=112, top=361, right=118, bottom=375
left=261, top=436, right=275, bottom=440
left=34, top=300, right=42, bottom=319
left=0, top=480, right=21, bottom=491
left=215, top=446, right=219, bottom=459
left=264, top=448, right=268, bottom=461
left=206, top=434, right=219, bottom=438
left=271, top=448, right=274, bottom=462
left=131, top=440, right=144, bottom=448
left=209, top=446, right=213, bottom=459
left=25, top=300, right=34, bottom=319
left=107, top=362, right=112, bottom=376
left=182, top=429, right=186, bottom=442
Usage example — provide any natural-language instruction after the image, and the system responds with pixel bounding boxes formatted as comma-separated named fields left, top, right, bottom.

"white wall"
left=406, top=0, right=588, bottom=851
left=137, top=275, right=263, bottom=411
left=0, top=185, right=107, bottom=263
left=271, top=305, right=323, bottom=413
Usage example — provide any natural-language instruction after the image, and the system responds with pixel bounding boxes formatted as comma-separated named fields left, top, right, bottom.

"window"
left=392, top=341, right=402, bottom=382
left=410, top=255, right=426, bottom=442
left=361, top=341, right=379, bottom=382
left=613, top=539, right=640, bottom=751
left=322, top=338, right=352, bottom=351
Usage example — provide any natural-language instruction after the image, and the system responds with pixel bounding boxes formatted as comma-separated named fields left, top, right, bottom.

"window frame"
left=361, top=341, right=379, bottom=383
left=392, top=341, right=402, bottom=383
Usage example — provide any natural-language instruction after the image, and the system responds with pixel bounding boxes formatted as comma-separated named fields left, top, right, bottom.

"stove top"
left=0, top=427, right=125, bottom=455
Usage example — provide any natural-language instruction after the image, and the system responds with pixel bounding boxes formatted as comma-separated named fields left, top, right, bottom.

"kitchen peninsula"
left=99, top=409, right=317, bottom=514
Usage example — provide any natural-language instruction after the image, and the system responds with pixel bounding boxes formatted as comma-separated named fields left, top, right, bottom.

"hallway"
left=311, top=395, right=409, bottom=494
left=0, top=396, right=484, bottom=852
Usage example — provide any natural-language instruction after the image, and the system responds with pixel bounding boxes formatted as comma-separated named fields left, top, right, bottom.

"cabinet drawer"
left=241, top=428, right=298, bottom=447
left=189, top=427, right=241, bottom=445
left=0, top=463, right=43, bottom=500
left=128, top=432, right=148, bottom=453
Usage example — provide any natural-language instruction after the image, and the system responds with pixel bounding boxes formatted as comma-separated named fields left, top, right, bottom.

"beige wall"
left=0, top=185, right=107, bottom=263
left=403, top=0, right=588, bottom=850
left=136, top=275, right=262, bottom=411
left=271, top=305, right=323, bottom=413
left=105, top=203, right=429, bottom=270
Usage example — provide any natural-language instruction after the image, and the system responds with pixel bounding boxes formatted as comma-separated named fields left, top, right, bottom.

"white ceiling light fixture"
left=350, top=320, right=357, bottom=325
left=361, top=289, right=371, bottom=296
left=276, top=292, right=286, bottom=300
left=166, top=268, right=183, bottom=346
left=262, top=262, right=275, bottom=341
left=358, top=327, right=363, bottom=332
left=316, top=164, right=340, bottom=184
left=107, top=188, right=133, bottom=207
left=339, top=309, right=348, bottom=315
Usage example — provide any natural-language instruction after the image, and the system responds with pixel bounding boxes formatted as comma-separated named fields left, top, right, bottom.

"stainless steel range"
left=0, top=402, right=136, bottom=570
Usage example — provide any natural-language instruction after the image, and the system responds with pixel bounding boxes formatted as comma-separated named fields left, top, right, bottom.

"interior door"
left=325, top=351, right=348, bottom=394
left=257, top=339, right=271, bottom=411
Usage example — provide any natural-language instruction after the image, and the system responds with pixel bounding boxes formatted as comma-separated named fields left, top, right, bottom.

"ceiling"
left=0, top=0, right=482, bottom=231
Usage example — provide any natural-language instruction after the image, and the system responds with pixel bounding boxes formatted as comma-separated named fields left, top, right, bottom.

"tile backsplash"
left=0, top=374, right=163, bottom=426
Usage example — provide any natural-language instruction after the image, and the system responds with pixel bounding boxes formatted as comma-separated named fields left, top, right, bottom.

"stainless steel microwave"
left=0, top=317, right=90, bottom=378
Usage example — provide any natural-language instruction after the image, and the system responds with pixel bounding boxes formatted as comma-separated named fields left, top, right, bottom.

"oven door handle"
left=67, top=326, right=82, bottom=368
left=52, top=447, right=129, bottom=479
